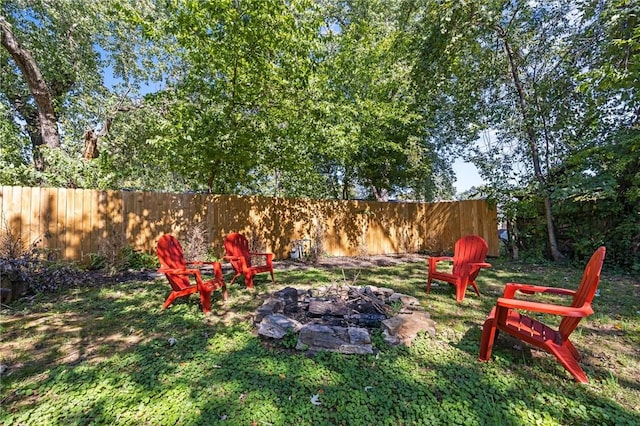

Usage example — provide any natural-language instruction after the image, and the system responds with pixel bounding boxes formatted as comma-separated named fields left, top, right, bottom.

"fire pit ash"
left=255, top=285, right=436, bottom=354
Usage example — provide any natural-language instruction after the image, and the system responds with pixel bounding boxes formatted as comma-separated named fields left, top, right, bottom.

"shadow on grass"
left=1, top=260, right=639, bottom=425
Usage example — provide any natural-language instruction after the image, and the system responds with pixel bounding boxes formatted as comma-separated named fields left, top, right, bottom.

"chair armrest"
left=250, top=252, right=274, bottom=266
left=211, top=261, right=224, bottom=281
left=503, top=283, right=576, bottom=298
left=464, top=262, right=492, bottom=276
left=158, top=267, right=199, bottom=275
left=428, top=256, right=454, bottom=269
left=428, top=256, right=454, bottom=262
left=454, top=262, right=491, bottom=280
left=496, top=298, right=594, bottom=318
left=470, top=262, right=492, bottom=269
left=223, top=255, right=243, bottom=262
left=158, top=267, right=208, bottom=286
left=181, top=261, right=224, bottom=281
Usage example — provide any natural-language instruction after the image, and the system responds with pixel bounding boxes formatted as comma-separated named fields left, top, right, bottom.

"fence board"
left=21, top=187, right=32, bottom=246
left=0, top=186, right=499, bottom=262
left=30, top=187, right=42, bottom=247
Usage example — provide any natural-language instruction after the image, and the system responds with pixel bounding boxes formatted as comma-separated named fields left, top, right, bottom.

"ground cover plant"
left=0, top=257, right=638, bottom=425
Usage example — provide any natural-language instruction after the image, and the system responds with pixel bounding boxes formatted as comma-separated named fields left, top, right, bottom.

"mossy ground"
left=1, top=257, right=638, bottom=425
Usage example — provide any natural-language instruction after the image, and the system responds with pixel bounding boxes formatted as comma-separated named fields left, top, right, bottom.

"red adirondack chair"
left=426, top=235, right=492, bottom=302
left=156, top=234, right=228, bottom=314
left=478, top=246, right=606, bottom=383
left=223, top=233, right=275, bottom=289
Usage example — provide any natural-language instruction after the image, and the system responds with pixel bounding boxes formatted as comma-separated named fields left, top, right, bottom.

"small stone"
left=381, top=312, right=436, bottom=346
left=254, top=297, right=284, bottom=324
left=348, top=327, right=372, bottom=345
left=309, top=288, right=322, bottom=297
left=389, top=293, right=421, bottom=308
left=296, top=324, right=373, bottom=354
left=310, top=394, right=322, bottom=405
left=308, top=300, right=349, bottom=316
left=274, top=287, right=300, bottom=304
left=257, top=314, right=302, bottom=339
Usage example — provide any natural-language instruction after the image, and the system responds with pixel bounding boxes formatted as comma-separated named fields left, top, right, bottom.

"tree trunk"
left=0, top=16, right=60, bottom=168
left=342, top=169, right=352, bottom=199
left=273, top=168, right=280, bottom=197
left=0, top=15, right=60, bottom=157
left=499, top=27, right=563, bottom=261
left=7, top=95, right=47, bottom=170
left=82, top=92, right=135, bottom=161
left=207, top=159, right=221, bottom=193
left=542, top=196, right=562, bottom=259
left=82, top=130, right=100, bottom=160
left=26, top=114, right=46, bottom=171
left=506, top=218, right=520, bottom=260
left=371, top=186, right=389, bottom=202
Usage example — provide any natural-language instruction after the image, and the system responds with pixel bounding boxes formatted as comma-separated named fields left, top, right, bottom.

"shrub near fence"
left=0, top=186, right=499, bottom=263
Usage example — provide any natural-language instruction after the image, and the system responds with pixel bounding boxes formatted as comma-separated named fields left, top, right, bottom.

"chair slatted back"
left=451, top=235, right=489, bottom=280
left=224, top=233, right=252, bottom=268
left=157, top=234, right=191, bottom=290
left=559, top=246, right=606, bottom=339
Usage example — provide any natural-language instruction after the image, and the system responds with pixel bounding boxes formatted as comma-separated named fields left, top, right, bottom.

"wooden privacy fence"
left=0, top=186, right=499, bottom=262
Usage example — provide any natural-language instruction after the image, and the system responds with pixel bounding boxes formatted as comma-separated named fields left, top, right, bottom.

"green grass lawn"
left=1, top=258, right=639, bottom=425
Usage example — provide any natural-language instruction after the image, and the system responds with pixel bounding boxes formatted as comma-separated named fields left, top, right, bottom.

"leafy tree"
left=0, top=101, right=35, bottom=185
left=409, top=0, right=593, bottom=260
left=578, top=0, right=640, bottom=127
left=545, top=0, right=640, bottom=270
left=0, top=0, right=165, bottom=179
left=127, top=0, right=323, bottom=195
left=1, top=0, right=451, bottom=200
left=312, top=0, right=450, bottom=201
left=511, top=0, right=640, bottom=270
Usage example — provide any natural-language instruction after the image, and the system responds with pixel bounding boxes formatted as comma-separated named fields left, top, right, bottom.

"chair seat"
left=486, top=307, right=563, bottom=347
left=201, top=278, right=223, bottom=292
left=429, top=270, right=458, bottom=282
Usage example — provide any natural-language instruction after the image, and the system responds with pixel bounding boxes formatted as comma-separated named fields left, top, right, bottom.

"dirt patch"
left=275, top=253, right=428, bottom=271
left=82, top=269, right=163, bottom=286
left=83, top=254, right=429, bottom=284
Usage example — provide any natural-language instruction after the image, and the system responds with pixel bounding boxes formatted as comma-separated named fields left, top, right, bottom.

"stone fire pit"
left=254, top=285, right=436, bottom=354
